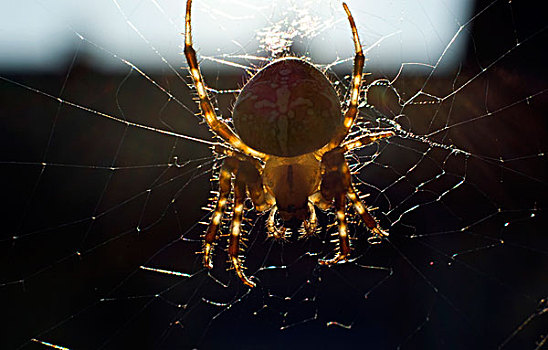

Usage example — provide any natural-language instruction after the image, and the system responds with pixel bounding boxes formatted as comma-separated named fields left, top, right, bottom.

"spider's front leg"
left=184, top=0, right=266, bottom=160
left=319, top=132, right=393, bottom=264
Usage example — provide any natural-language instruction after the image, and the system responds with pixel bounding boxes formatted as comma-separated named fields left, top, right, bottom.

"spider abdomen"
left=233, top=58, right=343, bottom=157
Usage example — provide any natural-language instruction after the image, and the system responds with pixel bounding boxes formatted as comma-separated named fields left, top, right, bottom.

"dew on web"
left=1, top=0, right=547, bottom=349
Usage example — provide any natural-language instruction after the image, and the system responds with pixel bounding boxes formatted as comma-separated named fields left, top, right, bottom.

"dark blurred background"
left=1, top=0, right=547, bottom=349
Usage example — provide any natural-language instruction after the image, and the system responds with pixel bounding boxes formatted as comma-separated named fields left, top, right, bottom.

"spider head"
left=264, top=153, right=321, bottom=230
left=278, top=203, right=309, bottom=222
left=278, top=201, right=312, bottom=237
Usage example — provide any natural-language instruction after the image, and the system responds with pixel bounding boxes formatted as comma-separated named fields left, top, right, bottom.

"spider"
left=184, top=0, right=394, bottom=287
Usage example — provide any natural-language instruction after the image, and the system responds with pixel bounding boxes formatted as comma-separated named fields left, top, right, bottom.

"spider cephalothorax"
left=185, top=0, right=394, bottom=287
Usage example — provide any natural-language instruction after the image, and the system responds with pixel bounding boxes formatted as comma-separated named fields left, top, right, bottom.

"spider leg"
left=214, top=144, right=274, bottom=211
left=238, top=161, right=274, bottom=212
left=319, top=193, right=350, bottom=265
left=346, top=187, right=388, bottom=243
left=205, top=153, right=272, bottom=285
left=322, top=3, right=364, bottom=151
left=213, top=144, right=262, bottom=170
left=184, top=0, right=265, bottom=160
left=229, top=174, right=255, bottom=287
left=319, top=145, right=387, bottom=264
left=318, top=148, right=351, bottom=264
left=342, top=131, right=395, bottom=152
left=310, top=192, right=332, bottom=210
left=203, top=157, right=239, bottom=269
left=342, top=132, right=393, bottom=242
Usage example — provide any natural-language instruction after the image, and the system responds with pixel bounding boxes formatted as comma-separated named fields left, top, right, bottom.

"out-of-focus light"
left=0, top=0, right=474, bottom=74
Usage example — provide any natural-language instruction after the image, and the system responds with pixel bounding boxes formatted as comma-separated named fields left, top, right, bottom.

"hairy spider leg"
left=342, top=130, right=396, bottom=152
left=203, top=157, right=237, bottom=269
left=342, top=131, right=393, bottom=242
left=318, top=137, right=389, bottom=264
left=213, top=145, right=273, bottom=211
left=319, top=193, right=350, bottom=265
left=346, top=187, right=388, bottom=241
left=323, top=2, right=365, bottom=151
left=204, top=154, right=272, bottom=285
left=184, top=0, right=265, bottom=160
left=228, top=174, right=255, bottom=287
left=318, top=148, right=351, bottom=264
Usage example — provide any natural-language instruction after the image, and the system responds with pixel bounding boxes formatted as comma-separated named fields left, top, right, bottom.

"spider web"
left=1, top=0, right=547, bottom=349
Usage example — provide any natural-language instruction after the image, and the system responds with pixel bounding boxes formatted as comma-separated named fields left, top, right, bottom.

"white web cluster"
left=1, top=0, right=547, bottom=349
left=255, top=0, right=336, bottom=57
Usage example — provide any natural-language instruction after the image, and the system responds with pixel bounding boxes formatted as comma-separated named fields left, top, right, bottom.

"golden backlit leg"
left=347, top=186, right=388, bottom=243
left=319, top=149, right=351, bottom=263
left=203, top=157, right=239, bottom=269
left=213, top=144, right=263, bottom=169
left=319, top=145, right=388, bottom=264
left=323, top=2, right=364, bottom=151
left=228, top=176, right=255, bottom=287
left=319, top=193, right=350, bottom=265
left=320, top=148, right=352, bottom=202
left=184, top=0, right=265, bottom=160
left=238, top=161, right=274, bottom=212
left=213, top=144, right=274, bottom=211
left=342, top=131, right=395, bottom=152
